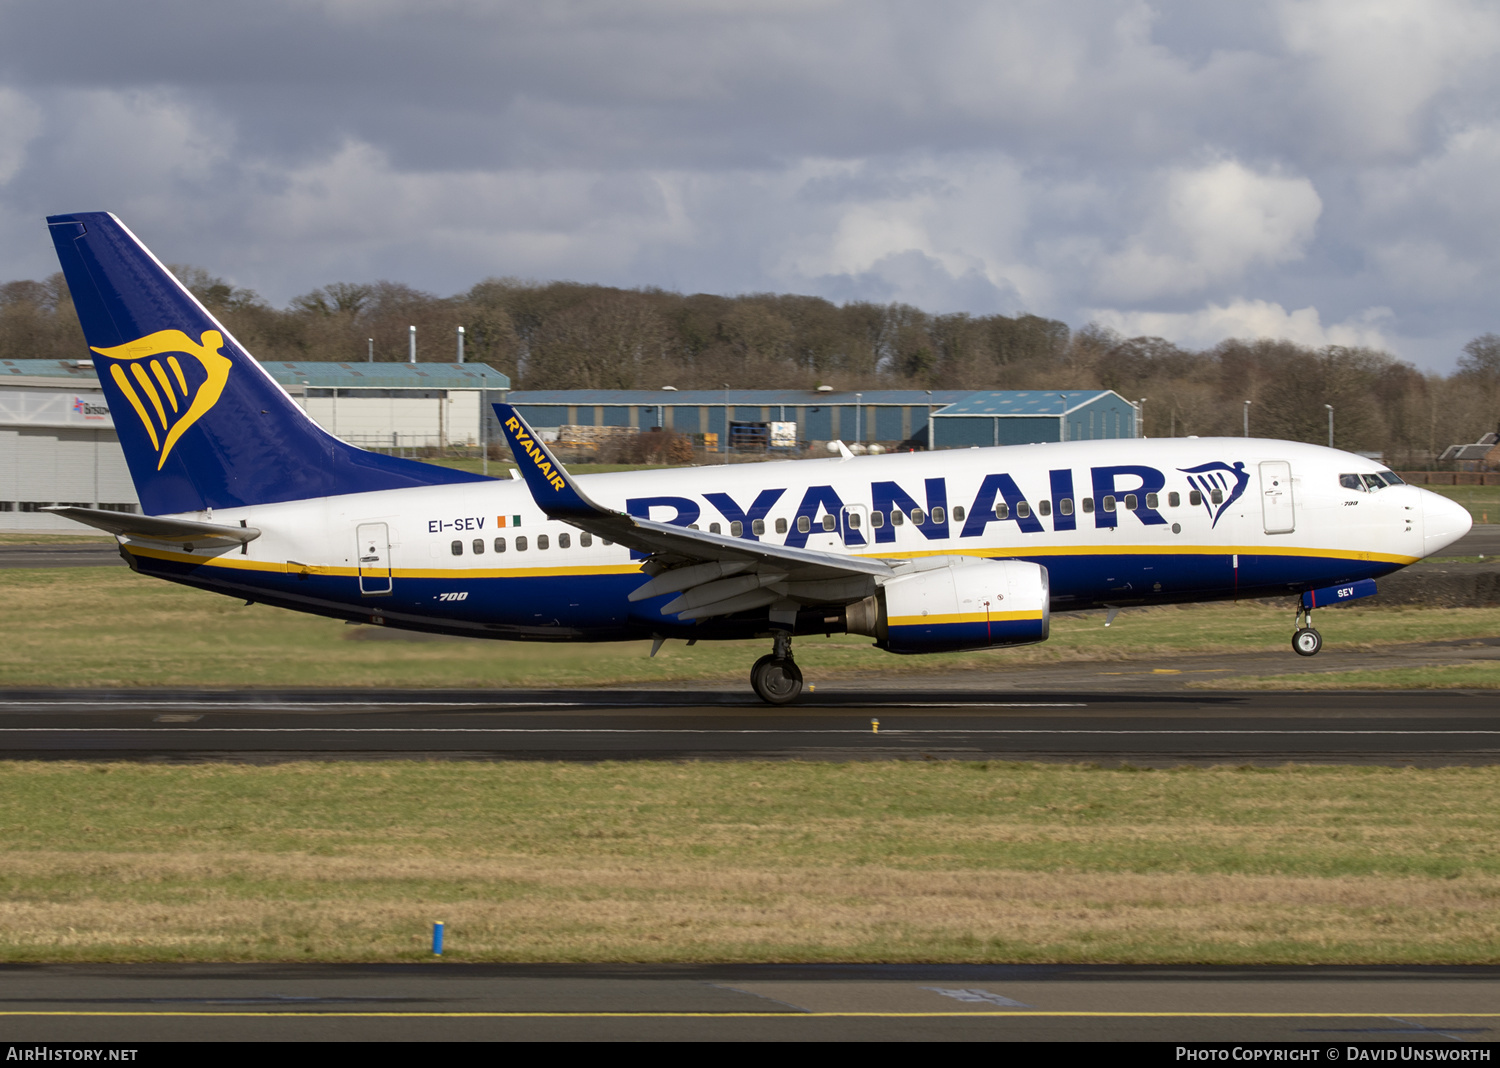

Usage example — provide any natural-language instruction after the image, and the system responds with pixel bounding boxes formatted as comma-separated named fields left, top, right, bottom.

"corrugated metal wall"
left=0, top=427, right=140, bottom=530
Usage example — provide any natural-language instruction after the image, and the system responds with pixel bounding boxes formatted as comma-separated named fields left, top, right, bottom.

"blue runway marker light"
left=432, top=921, right=444, bottom=955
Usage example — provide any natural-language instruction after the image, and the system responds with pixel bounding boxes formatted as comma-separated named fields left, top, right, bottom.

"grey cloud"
left=1, top=1, right=1499, bottom=370
left=804, top=249, right=1023, bottom=317
left=7, top=0, right=1480, bottom=170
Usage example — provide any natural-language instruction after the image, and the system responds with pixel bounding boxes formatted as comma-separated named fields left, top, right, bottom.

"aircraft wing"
left=492, top=404, right=889, bottom=621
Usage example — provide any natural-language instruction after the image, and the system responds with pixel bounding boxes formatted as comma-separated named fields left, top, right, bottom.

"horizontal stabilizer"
left=44, top=506, right=261, bottom=549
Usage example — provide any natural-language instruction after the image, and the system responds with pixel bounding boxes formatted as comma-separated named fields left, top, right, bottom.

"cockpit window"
left=1341, top=470, right=1404, bottom=493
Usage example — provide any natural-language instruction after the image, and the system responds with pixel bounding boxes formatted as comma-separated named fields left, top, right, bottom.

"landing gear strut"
left=1292, top=603, right=1322, bottom=657
left=751, top=631, right=803, bottom=704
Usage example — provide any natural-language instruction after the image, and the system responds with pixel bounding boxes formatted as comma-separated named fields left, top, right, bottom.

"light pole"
left=367, top=338, right=373, bottom=363
left=723, top=383, right=730, bottom=456
left=1325, top=404, right=1334, bottom=448
left=1243, top=400, right=1251, bottom=438
left=408, top=325, right=416, bottom=365
left=456, top=325, right=465, bottom=364
left=1137, top=397, right=1147, bottom=439
left=855, top=391, right=862, bottom=444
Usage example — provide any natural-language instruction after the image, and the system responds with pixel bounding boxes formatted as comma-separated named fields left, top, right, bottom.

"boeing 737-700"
left=42, top=212, right=1474, bottom=702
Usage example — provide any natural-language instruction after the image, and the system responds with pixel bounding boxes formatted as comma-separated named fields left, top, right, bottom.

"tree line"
left=3, top=267, right=1498, bottom=467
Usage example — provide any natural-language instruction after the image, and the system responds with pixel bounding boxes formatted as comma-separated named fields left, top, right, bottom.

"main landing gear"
left=751, top=631, right=803, bottom=705
left=1292, top=603, right=1322, bottom=657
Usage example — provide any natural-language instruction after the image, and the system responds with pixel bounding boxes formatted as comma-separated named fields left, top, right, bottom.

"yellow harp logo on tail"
left=91, top=330, right=232, bottom=470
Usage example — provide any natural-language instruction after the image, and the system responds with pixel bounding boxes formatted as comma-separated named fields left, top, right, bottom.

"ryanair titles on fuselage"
left=621, top=461, right=1248, bottom=549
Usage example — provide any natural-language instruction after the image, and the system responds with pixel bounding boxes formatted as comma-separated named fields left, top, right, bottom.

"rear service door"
left=1259, top=461, right=1295, bottom=535
left=356, top=522, right=393, bottom=595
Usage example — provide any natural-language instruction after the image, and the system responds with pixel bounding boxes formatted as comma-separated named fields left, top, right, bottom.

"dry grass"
left=3, top=854, right=1496, bottom=963
left=2, top=761, right=1498, bottom=963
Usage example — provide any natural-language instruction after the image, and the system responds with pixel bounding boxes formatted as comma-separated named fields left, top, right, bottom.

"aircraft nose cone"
left=1422, top=490, right=1473, bottom=556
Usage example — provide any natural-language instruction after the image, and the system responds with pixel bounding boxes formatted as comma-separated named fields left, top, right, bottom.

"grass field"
left=4, top=476, right=1497, bottom=966
left=1, top=761, right=1496, bottom=964
left=4, top=566, right=1500, bottom=688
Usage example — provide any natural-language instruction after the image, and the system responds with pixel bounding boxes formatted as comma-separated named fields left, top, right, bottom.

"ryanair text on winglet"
left=506, top=416, right=566, bottom=491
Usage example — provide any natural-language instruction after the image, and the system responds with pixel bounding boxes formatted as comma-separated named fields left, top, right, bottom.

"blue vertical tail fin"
left=47, top=212, right=489, bottom=515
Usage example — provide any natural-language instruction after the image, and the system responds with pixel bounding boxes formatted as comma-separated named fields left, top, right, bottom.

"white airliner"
left=42, top=212, right=1473, bottom=703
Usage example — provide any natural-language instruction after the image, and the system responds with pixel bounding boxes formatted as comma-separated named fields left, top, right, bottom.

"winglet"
left=491, top=403, right=605, bottom=519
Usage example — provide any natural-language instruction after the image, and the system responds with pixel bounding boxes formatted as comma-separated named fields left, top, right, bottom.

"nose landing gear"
left=751, top=631, right=803, bottom=704
left=1292, top=604, right=1322, bottom=657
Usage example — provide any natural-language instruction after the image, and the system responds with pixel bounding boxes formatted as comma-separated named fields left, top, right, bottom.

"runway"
left=1, top=687, right=1497, bottom=764
left=0, top=541, right=122, bottom=567
left=1, top=963, right=1496, bottom=1043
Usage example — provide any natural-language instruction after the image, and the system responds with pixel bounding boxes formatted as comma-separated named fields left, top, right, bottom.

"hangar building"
left=508, top=388, right=1136, bottom=450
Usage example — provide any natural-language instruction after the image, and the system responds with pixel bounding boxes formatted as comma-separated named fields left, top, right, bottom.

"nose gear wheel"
left=1292, top=627, right=1322, bottom=656
left=1291, top=602, right=1322, bottom=657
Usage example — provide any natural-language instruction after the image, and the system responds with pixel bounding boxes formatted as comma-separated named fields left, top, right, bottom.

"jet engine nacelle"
left=845, top=556, right=1050, bottom=654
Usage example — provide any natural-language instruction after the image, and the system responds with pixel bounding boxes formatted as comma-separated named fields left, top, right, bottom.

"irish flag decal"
left=497, top=515, right=522, bottom=528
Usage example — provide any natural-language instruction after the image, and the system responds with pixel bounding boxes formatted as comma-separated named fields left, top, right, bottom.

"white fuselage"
left=118, top=438, right=1470, bottom=643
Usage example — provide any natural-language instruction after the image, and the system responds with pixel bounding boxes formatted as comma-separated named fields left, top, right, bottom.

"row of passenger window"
left=452, top=532, right=614, bottom=555
left=450, top=488, right=1220, bottom=554
left=846, top=490, right=1216, bottom=527
left=989, top=489, right=1216, bottom=521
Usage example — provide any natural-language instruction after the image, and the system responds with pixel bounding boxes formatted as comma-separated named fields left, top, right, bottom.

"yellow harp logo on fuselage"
left=91, top=330, right=232, bottom=470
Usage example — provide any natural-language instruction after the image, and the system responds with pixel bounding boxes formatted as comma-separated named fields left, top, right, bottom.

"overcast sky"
left=1, top=0, right=1498, bottom=370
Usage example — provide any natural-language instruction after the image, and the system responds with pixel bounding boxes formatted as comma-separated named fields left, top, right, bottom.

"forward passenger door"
left=1259, top=462, right=1295, bottom=535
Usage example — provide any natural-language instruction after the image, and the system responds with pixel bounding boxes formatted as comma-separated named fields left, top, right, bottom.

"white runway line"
left=0, top=727, right=1496, bottom=735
